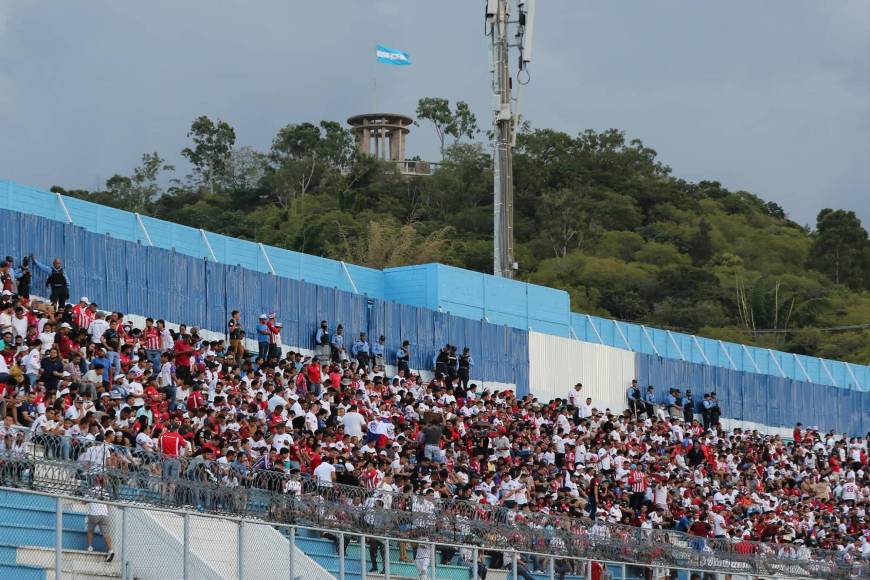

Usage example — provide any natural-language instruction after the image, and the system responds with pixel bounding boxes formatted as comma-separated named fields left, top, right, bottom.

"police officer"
left=682, top=389, right=694, bottom=423
left=372, top=335, right=386, bottom=368
left=709, top=392, right=721, bottom=428
left=330, top=324, right=346, bottom=363
left=644, top=385, right=656, bottom=418
left=314, top=320, right=330, bottom=359
left=396, top=340, right=410, bottom=375
left=446, top=345, right=459, bottom=381
left=626, top=379, right=642, bottom=416
left=34, top=256, right=69, bottom=310
left=701, top=393, right=713, bottom=430
left=351, top=332, right=370, bottom=372
left=434, top=344, right=450, bottom=376
left=457, top=347, right=474, bottom=390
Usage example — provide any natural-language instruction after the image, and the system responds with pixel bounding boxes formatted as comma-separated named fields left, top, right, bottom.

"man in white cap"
left=255, top=314, right=271, bottom=361
left=73, top=297, right=93, bottom=330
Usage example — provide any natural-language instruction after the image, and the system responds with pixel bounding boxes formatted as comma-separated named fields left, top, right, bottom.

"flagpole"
left=373, top=44, right=378, bottom=112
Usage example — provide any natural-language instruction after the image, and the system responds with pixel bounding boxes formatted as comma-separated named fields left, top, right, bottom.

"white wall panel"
left=528, top=332, right=636, bottom=414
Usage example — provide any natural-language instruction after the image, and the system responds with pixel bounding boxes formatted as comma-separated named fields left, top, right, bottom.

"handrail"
left=4, top=429, right=863, bottom=579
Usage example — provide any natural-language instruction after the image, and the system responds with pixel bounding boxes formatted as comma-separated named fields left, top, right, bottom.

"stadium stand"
left=0, top=188, right=866, bottom=578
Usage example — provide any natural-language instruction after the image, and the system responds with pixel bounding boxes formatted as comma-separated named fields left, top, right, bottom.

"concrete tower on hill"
left=346, top=113, right=431, bottom=176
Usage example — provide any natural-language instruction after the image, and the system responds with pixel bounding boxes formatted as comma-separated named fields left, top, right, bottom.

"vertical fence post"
left=430, top=542, right=436, bottom=580
left=472, top=547, right=479, bottom=580
left=360, top=534, right=366, bottom=580
left=120, top=506, right=128, bottom=580
left=288, top=527, right=295, bottom=580
left=183, top=513, right=190, bottom=580
left=237, top=520, right=244, bottom=580
left=55, top=497, right=62, bottom=579
left=549, top=555, right=555, bottom=580
left=383, top=538, right=390, bottom=580
left=511, top=551, right=518, bottom=580
left=621, top=562, right=627, bottom=580
left=338, top=532, right=345, bottom=580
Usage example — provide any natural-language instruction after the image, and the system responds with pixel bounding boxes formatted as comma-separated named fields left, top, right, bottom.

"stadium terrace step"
left=17, top=546, right=122, bottom=579
left=0, top=525, right=106, bottom=552
left=0, top=562, right=47, bottom=580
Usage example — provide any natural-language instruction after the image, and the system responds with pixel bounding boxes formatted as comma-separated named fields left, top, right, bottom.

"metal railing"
left=3, top=430, right=865, bottom=579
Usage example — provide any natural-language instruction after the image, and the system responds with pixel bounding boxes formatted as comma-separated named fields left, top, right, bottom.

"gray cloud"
left=0, top=0, right=867, bottom=227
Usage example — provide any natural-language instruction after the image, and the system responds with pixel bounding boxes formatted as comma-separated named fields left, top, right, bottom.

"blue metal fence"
left=636, top=354, right=870, bottom=434
left=0, top=208, right=528, bottom=391
left=571, top=313, right=868, bottom=391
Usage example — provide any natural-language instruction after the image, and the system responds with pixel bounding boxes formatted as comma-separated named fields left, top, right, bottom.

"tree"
left=224, top=146, right=267, bottom=191
left=536, top=187, right=594, bottom=258
left=688, top=219, right=714, bottom=265
left=415, top=97, right=479, bottom=158
left=181, top=116, right=236, bottom=193
left=452, top=101, right=479, bottom=144
left=105, top=152, right=174, bottom=212
left=808, top=209, right=870, bottom=289
left=266, top=121, right=355, bottom=210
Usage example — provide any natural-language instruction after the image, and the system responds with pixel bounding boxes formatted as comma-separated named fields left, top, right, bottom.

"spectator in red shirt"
left=173, top=334, right=194, bottom=385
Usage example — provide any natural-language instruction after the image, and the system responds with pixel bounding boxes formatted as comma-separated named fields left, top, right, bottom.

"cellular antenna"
left=487, top=0, right=536, bottom=278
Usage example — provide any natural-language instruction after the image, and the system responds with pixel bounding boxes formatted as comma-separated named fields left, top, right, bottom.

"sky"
left=0, top=0, right=868, bottom=228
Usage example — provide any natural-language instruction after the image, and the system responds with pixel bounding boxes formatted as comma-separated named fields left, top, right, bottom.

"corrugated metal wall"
left=528, top=331, right=636, bottom=413
left=1, top=209, right=529, bottom=393
left=637, top=354, right=870, bottom=435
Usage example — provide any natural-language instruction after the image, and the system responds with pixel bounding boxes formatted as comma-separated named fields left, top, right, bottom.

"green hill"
left=52, top=112, right=870, bottom=365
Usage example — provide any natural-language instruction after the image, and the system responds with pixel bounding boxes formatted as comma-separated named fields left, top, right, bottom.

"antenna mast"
left=486, top=0, right=535, bottom=278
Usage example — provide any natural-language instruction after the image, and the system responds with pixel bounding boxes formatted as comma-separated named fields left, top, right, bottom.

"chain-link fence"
left=1, top=430, right=866, bottom=579
left=0, top=485, right=846, bottom=580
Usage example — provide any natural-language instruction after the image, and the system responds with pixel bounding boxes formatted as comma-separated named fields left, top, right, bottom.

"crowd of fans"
left=0, top=254, right=868, bottom=572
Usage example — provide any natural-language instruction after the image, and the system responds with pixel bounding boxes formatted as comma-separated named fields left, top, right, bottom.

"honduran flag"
left=376, top=45, right=412, bottom=66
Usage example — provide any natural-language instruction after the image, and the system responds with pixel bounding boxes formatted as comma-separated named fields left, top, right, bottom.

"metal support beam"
left=183, top=513, right=190, bottom=580
left=121, top=506, right=128, bottom=580
left=844, top=362, right=861, bottom=390
left=768, top=349, right=787, bottom=378
left=199, top=229, right=217, bottom=262
left=340, top=261, right=359, bottom=294
left=56, top=192, right=73, bottom=223
left=238, top=521, right=245, bottom=580
left=384, top=538, right=390, bottom=580
left=641, top=325, right=660, bottom=356
left=614, top=321, right=633, bottom=351
left=586, top=314, right=604, bottom=345
left=258, top=243, right=275, bottom=275
left=793, top=354, right=812, bottom=382
left=360, top=535, right=366, bottom=580
left=819, top=359, right=838, bottom=387
left=666, top=330, right=686, bottom=361
left=134, top=213, right=153, bottom=246
left=718, top=340, right=737, bottom=370
left=55, top=497, right=62, bottom=579
left=742, top=345, right=760, bottom=373
left=338, top=532, right=345, bottom=580
left=569, top=327, right=579, bottom=341
left=692, top=335, right=710, bottom=365
left=289, top=527, right=295, bottom=580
